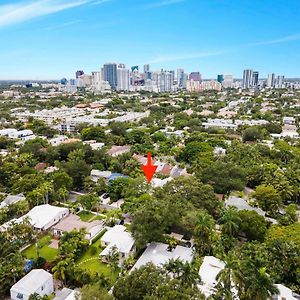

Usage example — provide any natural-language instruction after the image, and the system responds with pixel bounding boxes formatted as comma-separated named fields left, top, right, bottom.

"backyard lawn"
left=76, top=233, right=119, bottom=282
left=22, top=235, right=58, bottom=262
left=78, top=210, right=95, bottom=222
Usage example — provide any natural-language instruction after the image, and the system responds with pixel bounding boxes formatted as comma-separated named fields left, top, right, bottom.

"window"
left=16, top=293, right=23, bottom=299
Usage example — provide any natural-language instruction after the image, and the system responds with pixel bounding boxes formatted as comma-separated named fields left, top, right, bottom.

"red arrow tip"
left=141, top=152, right=157, bottom=183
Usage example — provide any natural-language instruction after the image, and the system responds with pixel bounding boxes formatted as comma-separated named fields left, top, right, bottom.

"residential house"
left=48, top=135, right=68, bottom=146
left=100, top=225, right=135, bottom=264
left=107, top=145, right=131, bottom=157
left=10, top=269, right=54, bottom=300
left=225, top=196, right=266, bottom=217
left=53, top=214, right=105, bottom=244
left=131, top=242, right=194, bottom=271
left=272, top=284, right=300, bottom=300
left=90, top=169, right=112, bottom=182
left=198, top=256, right=227, bottom=298
left=53, top=288, right=76, bottom=300
left=0, top=193, right=25, bottom=209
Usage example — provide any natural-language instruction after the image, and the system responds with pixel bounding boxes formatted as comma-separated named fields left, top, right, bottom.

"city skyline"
left=1, top=0, right=300, bottom=79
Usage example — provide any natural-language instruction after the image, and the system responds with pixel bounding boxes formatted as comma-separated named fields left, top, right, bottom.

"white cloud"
left=250, top=33, right=300, bottom=46
left=148, top=32, right=300, bottom=64
left=44, top=20, right=83, bottom=30
left=149, top=49, right=231, bottom=64
left=143, top=0, right=185, bottom=9
left=0, top=0, right=110, bottom=28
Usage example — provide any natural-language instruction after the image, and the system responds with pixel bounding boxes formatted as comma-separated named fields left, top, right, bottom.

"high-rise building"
left=252, top=71, right=259, bottom=87
left=117, top=64, right=129, bottom=91
left=76, top=70, right=84, bottom=79
left=222, top=75, right=234, bottom=88
left=103, top=63, right=118, bottom=90
left=177, top=68, right=185, bottom=88
left=242, top=69, right=253, bottom=89
left=76, top=74, right=92, bottom=88
left=69, top=79, right=76, bottom=86
left=60, top=78, right=68, bottom=85
left=267, top=73, right=275, bottom=88
left=144, top=64, right=150, bottom=73
left=217, top=74, right=224, bottom=84
left=276, top=75, right=285, bottom=88
left=189, top=72, right=201, bottom=82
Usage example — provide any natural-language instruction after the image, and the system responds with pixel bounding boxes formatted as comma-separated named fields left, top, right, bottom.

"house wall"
left=39, top=210, right=69, bottom=230
left=10, top=277, right=54, bottom=300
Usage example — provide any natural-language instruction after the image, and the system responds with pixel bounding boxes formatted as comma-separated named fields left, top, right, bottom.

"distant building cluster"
left=70, top=64, right=231, bottom=93
left=65, top=64, right=294, bottom=94
left=242, top=69, right=286, bottom=89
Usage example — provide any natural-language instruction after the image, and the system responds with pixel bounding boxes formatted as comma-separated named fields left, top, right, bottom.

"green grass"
left=78, top=210, right=95, bottom=222
left=91, top=214, right=105, bottom=221
left=76, top=234, right=119, bottom=282
left=22, top=235, right=58, bottom=262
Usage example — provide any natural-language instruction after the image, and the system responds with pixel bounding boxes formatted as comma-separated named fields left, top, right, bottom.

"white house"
left=100, top=225, right=135, bottom=263
left=151, top=177, right=173, bottom=188
left=0, top=128, right=18, bottom=138
left=283, top=116, right=296, bottom=125
left=0, top=193, right=25, bottom=209
left=273, top=284, right=300, bottom=300
left=198, top=256, right=239, bottom=298
left=10, top=269, right=54, bottom=300
left=53, top=288, right=77, bottom=300
left=48, top=135, right=68, bottom=146
left=198, top=256, right=225, bottom=297
left=10, top=129, right=34, bottom=140
left=90, top=169, right=112, bottom=182
left=23, top=204, right=69, bottom=230
left=131, top=242, right=194, bottom=271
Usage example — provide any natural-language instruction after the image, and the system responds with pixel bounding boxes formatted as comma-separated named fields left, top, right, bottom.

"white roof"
left=151, top=177, right=172, bottom=188
left=100, top=225, right=134, bottom=255
left=226, top=196, right=266, bottom=216
left=11, top=269, right=52, bottom=295
left=54, top=288, right=76, bottom=300
left=275, top=284, right=299, bottom=300
left=0, top=193, right=25, bottom=209
left=24, top=204, right=69, bottom=229
left=132, top=242, right=194, bottom=271
left=91, top=169, right=112, bottom=178
left=0, top=128, right=17, bottom=135
left=198, top=256, right=225, bottom=297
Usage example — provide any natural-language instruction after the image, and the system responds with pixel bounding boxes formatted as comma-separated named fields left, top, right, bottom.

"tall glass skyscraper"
left=242, top=69, right=253, bottom=89
left=252, top=71, right=259, bottom=87
left=217, top=74, right=224, bottom=83
left=103, top=63, right=118, bottom=90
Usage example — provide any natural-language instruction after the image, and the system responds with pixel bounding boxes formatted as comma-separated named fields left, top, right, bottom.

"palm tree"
left=58, top=187, right=69, bottom=203
left=178, top=262, right=200, bottom=286
left=215, top=252, right=242, bottom=300
left=164, top=259, right=184, bottom=277
left=193, top=210, right=215, bottom=254
left=164, top=259, right=199, bottom=286
left=219, top=207, right=241, bottom=237
left=106, top=209, right=122, bottom=226
left=123, top=255, right=135, bottom=272
left=52, top=259, right=70, bottom=286
left=242, top=267, right=278, bottom=300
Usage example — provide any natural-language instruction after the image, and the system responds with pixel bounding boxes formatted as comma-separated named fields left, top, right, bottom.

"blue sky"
left=1, top=0, right=300, bottom=79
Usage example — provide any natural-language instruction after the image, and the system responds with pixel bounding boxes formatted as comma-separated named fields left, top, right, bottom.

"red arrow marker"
left=142, top=152, right=157, bottom=183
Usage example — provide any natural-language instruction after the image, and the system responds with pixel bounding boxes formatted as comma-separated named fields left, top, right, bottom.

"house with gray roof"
left=0, top=193, right=25, bottom=209
left=225, top=196, right=266, bottom=216
left=131, top=242, right=194, bottom=271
